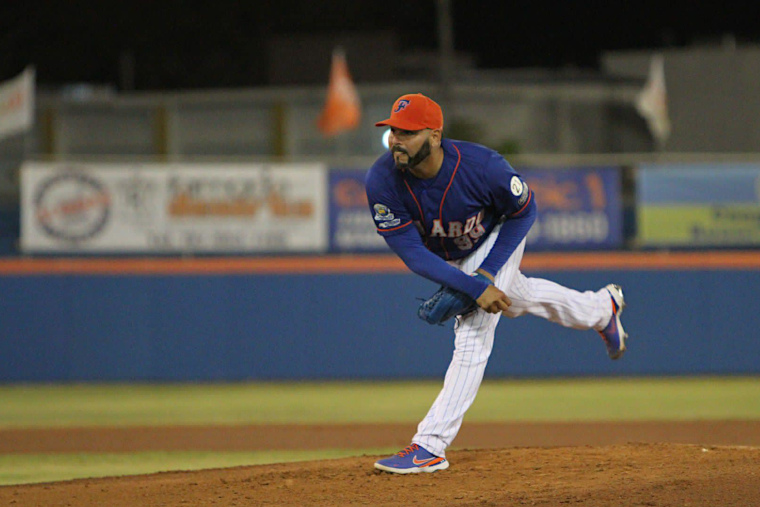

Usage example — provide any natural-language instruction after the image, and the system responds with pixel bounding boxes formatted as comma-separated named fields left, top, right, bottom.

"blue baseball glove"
left=417, top=273, right=491, bottom=325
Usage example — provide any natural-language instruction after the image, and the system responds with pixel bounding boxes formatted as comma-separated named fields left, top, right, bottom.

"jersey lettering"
left=430, top=219, right=446, bottom=237
left=469, top=211, right=486, bottom=239
left=429, top=212, right=486, bottom=239
left=427, top=211, right=487, bottom=250
left=448, top=221, right=463, bottom=238
left=464, top=215, right=477, bottom=234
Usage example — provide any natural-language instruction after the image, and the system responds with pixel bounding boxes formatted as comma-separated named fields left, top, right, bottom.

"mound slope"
left=1, top=444, right=758, bottom=506
left=1, top=421, right=759, bottom=506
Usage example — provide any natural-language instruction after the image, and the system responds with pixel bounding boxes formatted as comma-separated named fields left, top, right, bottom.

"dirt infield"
left=1, top=421, right=759, bottom=506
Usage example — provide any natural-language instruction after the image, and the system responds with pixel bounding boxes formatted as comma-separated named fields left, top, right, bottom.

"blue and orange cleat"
left=374, top=443, right=449, bottom=474
left=599, top=284, right=628, bottom=360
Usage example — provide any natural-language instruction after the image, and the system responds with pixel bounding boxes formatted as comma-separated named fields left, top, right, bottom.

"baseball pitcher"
left=365, top=93, right=627, bottom=474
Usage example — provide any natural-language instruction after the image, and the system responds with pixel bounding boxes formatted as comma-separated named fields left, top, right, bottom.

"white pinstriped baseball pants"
left=412, top=227, right=613, bottom=458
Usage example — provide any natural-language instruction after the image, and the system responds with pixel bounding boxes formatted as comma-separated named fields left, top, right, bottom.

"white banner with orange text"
left=20, top=162, right=328, bottom=253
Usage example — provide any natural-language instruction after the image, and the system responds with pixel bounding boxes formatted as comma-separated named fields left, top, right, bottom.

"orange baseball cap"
left=375, top=93, right=444, bottom=130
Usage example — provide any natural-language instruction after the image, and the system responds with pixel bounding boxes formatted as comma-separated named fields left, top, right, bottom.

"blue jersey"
left=365, top=139, right=535, bottom=300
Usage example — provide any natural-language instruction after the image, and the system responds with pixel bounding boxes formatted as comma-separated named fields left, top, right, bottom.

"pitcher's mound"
left=2, top=443, right=758, bottom=506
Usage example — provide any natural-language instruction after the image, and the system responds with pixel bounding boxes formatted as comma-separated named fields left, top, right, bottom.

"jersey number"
left=453, top=223, right=485, bottom=250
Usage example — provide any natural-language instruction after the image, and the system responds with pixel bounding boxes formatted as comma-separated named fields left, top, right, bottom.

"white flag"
left=0, top=67, right=35, bottom=140
left=635, top=55, right=671, bottom=148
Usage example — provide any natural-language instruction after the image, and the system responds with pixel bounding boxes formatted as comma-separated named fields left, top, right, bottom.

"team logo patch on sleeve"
left=374, top=203, right=394, bottom=220
left=378, top=219, right=401, bottom=228
left=517, top=181, right=530, bottom=206
left=374, top=203, right=401, bottom=228
left=510, top=175, right=524, bottom=196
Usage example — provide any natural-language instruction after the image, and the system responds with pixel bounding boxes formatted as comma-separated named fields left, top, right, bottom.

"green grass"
left=1, top=377, right=759, bottom=428
left=0, top=448, right=396, bottom=486
left=1, top=377, right=758, bottom=486
left=470, top=377, right=760, bottom=421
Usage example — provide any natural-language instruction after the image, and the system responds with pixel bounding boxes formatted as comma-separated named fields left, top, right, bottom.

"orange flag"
left=317, top=48, right=361, bottom=136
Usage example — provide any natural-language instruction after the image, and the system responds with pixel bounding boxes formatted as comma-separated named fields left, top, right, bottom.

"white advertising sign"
left=21, top=162, right=328, bottom=253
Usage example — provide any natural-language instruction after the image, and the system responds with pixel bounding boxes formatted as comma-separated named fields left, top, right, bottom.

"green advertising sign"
left=637, top=164, right=760, bottom=247
left=638, top=205, right=760, bottom=246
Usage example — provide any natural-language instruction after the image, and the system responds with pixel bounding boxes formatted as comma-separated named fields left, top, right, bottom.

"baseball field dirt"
left=1, top=421, right=759, bottom=506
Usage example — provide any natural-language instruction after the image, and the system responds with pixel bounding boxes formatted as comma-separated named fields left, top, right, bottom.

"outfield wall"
left=2, top=252, right=758, bottom=382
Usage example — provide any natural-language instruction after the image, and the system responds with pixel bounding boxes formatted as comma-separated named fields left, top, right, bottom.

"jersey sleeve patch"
left=517, top=180, right=530, bottom=206
left=510, top=175, right=524, bottom=196
left=374, top=203, right=402, bottom=229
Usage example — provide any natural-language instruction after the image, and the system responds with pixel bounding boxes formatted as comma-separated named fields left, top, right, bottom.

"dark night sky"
left=1, top=1, right=756, bottom=90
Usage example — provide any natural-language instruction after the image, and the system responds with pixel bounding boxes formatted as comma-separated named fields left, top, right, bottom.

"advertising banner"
left=327, top=166, right=623, bottom=253
left=519, top=166, right=623, bottom=250
left=21, top=162, right=328, bottom=253
left=328, top=169, right=388, bottom=252
left=637, top=163, right=760, bottom=247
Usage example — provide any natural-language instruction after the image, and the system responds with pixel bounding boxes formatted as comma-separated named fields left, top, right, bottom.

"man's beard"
left=393, top=139, right=431, bottom=172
